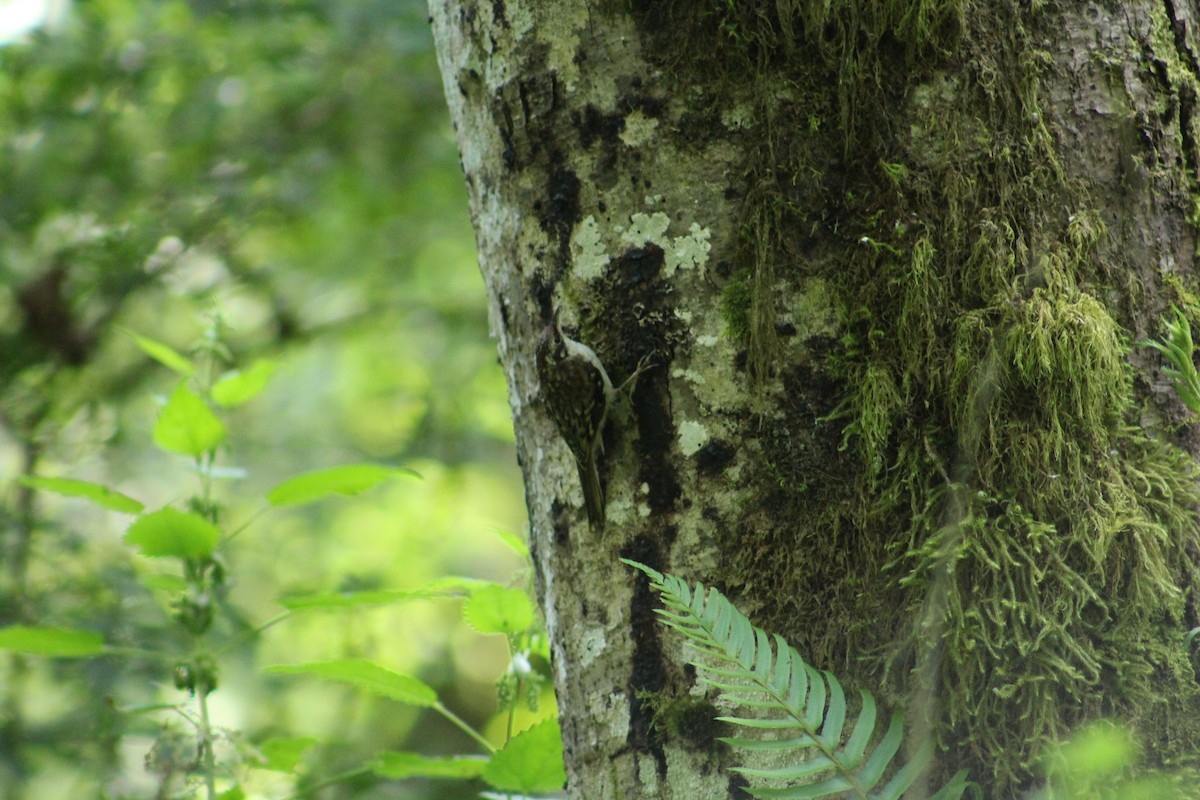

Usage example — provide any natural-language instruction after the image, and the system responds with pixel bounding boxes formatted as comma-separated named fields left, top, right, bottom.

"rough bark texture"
left=431, top=1, right=1200, bottom=797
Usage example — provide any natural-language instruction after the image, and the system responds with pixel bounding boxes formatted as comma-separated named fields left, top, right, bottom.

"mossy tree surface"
left=431, top=1, right=1200, bottom=796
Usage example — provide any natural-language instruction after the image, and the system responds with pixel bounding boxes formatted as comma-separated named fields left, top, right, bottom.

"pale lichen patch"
left=621, top=211, right=672, bottom=245
left=666, top=223, right=712, bottom=276
left=678, top=419, right=710, bottom=456
left=532, top=3, right=586, bottom=91
left=571, top=215, right=610, bottom=280
left=621, top=109, right=660, bottom=147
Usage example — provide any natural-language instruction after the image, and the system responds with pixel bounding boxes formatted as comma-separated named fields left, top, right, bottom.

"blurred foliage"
left=0, top=2, right=535, bottom=798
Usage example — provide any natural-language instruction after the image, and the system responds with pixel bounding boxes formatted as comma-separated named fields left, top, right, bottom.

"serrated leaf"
left=481, top=719, right=566, bottom=793
left=257, top=737, right=318, bottom=772
left=16, top=476, right=143, bottom=513
left=211, top=359, right=278, bottom=407
left=463, top=585, right=534, bottom=635
left=0, top=626, right=105, bottom=656
left=153, top=382, right=226, bottom=456
left=124, top=330, right=194, bottom=376
left=266, top=659, right=437, bottom=706
left=266, top=464, right=418, bottom=507
left=372, top=751, right=486, bottom=780
left=125, top=508, right=220, bottom=559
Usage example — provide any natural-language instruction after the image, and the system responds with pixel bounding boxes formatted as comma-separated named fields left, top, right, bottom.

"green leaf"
left=494, top=529, right=530, bottom=559
left=216, top=788, right=245, bottom=800
left=0, top=626, right=104, bottom=657
left=211, top=359, right=278, bottom=407
left=265, top=464, right=418, bottom=507
left=16, top=476, right=143, bottom=513
left=463, top=585, right=535, bottom=635
left=124, top=329, right=195, bottom=376
left=278, top=589, right=429, bottom=610
left=153, top=382, right=227, bottom=456
left=266, top=659, right=437, bottom=706
left=257, top=737, right=318, bottom=772
left=372, top=751, right=486, bottom=780
left=278, top=576, right=487, bottom=610
left=481, top=718, right=566, bottom=793
left=125, top=508, right=220, bottom=559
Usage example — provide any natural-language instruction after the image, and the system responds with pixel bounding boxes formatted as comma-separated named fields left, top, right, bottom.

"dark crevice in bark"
left=622, top=534, right=671, bottom=776
left=1163, top=0, right=1200, bottom=179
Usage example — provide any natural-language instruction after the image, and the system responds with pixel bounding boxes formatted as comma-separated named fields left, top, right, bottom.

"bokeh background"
left=0, top=2, right=536, bottom=797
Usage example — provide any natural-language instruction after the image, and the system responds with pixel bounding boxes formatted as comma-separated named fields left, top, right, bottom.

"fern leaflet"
left=624, top=559, right=969, bottom=800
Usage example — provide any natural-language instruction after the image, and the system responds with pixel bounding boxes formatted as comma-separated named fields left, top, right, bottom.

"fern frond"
left=623, top=559, right=968, bottom=800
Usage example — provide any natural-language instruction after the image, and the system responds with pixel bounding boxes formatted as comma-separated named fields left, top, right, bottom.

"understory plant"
left=0, top=323, right=563, bottom=799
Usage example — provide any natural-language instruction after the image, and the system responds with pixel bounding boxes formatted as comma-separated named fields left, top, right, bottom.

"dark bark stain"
left=490, top=0, right=508, bottom=29
left=537, top=161, right=582, bottom=270
left=632, top=375, right=681, bottom=514
left=1163, top=0, right=1200, bottom=178
left=728, top=773, right=753, bottom=800
left=695, top=440, right=736, bottom=476
left=614, top=243, right=664, bottom=290
left=622, top=534, right=670, bottom=776
left=576, top=104, right=626, bottom=149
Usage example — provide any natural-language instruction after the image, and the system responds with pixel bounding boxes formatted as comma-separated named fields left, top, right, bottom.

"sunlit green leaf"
left=278, top=589, right=428, bottom=610
left=125, top=508, right=220, bottom=559
left=124, top=329, right=195, bottom=377
left=16, top=476, right=143, bottom=513
left=279, top=576, right=487, bottom=610
left=266, top=659, right=437, bottom=706
left=464, top=585, right=534, bottom=635
left=216, top=787, right=244, bottom=800
left=0, top=626, right=104, bottom=657
left=211, top=359, right=278, bottom=407
left=372, top=751, right=486, bottom=780
left=140, top=574, right=188, bottom=593
left=419, top=575, right=490, bottom=595
left=153, top=382, right=227, bottom=457
left=257, top=737, right=319, bottom=772
left=494, top=529, right=530, bottom=559
left=265, top=464, right=419, bottom=507
left=481, top=718, right=566, bottom=793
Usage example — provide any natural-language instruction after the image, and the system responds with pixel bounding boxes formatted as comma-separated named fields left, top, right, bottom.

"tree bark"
left=430, top=1, right=1200, bottom=796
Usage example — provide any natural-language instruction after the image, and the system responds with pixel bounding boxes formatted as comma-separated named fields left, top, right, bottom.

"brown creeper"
left=535, top=321, right=614, bottom=529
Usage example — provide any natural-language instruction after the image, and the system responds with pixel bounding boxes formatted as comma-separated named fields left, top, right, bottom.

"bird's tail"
left=577, top=455, right=605, bottom=531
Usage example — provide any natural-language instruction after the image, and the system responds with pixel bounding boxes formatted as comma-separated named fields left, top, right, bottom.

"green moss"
left=635, top=1, right=1200, bottom=794
left=720, top=270, right=752, bottom=341
left=640, top=691, right=728, bottom=756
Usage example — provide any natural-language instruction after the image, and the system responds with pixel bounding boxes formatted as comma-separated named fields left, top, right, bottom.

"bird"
left=535, top=321, right=614, bottom=530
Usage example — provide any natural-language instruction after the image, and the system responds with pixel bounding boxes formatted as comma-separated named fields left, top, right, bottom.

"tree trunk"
left=430, top=1, right=1200, bottom=796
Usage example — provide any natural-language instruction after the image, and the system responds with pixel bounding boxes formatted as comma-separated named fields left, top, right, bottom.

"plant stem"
left=280, top=766, right=371, bottom=799
left=435, top=703, right=495, bottom=753
left=197, top=688, right=218, bottom=800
